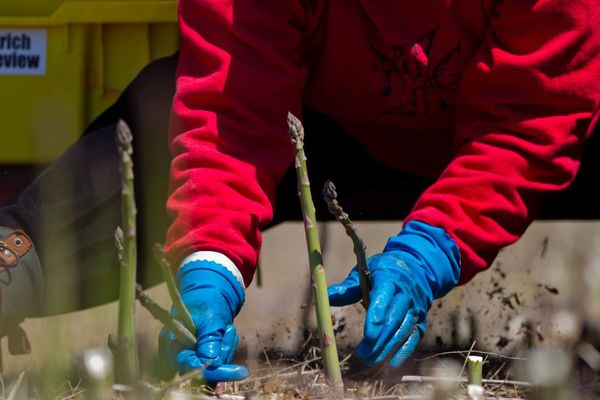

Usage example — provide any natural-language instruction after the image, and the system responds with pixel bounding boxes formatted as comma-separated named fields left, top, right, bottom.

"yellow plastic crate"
left=0, top=0, right=179, bottom=163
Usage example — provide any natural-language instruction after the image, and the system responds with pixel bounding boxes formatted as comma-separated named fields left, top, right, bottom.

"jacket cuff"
left=179, top=251, right=245, bottom=291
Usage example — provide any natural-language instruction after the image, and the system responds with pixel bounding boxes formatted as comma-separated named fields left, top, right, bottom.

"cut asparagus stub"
left=467, top=355, right=483, bottom=386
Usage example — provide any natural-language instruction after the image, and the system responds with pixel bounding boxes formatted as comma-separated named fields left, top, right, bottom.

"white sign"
left=0, top=29, right=47, bottom=76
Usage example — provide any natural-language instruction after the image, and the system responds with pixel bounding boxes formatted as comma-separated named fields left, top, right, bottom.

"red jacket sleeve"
left=407, top=0, right=600, bottom=283
left=165, top=0, right=308, bottom=286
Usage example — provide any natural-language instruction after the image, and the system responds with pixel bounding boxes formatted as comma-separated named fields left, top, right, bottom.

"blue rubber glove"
left=159, top=260, right=249, bottom=382
left=328, top=220, right=461, bottom=367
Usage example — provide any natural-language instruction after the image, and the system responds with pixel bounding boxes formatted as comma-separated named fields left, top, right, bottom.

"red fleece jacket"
left=166, top=0, right=600, bottom=286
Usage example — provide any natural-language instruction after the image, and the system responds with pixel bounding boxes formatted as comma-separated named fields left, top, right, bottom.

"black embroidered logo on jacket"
left=371, top=26, right=461, bottom=116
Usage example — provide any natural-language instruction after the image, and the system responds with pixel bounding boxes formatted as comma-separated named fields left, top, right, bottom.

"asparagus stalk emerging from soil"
left=322, top=180, right=370, bottom=308
left=287, top=113, right=344, bottom=393
left=154, top=244, right=197, bottom=336
left=115, top=120, right=139, bottom=384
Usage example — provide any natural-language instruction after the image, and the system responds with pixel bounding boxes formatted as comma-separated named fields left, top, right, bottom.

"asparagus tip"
left=322, top=180, right=338, bottom=201
left=286, top=112, right=304, bottom=142
left=116, top=119, right=133, bottom=155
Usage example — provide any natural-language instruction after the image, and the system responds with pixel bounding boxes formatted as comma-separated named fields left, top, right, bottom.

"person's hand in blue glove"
left=159, top=257, right=249, bottom=382
left=328, top=220, right=461, bottom=368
